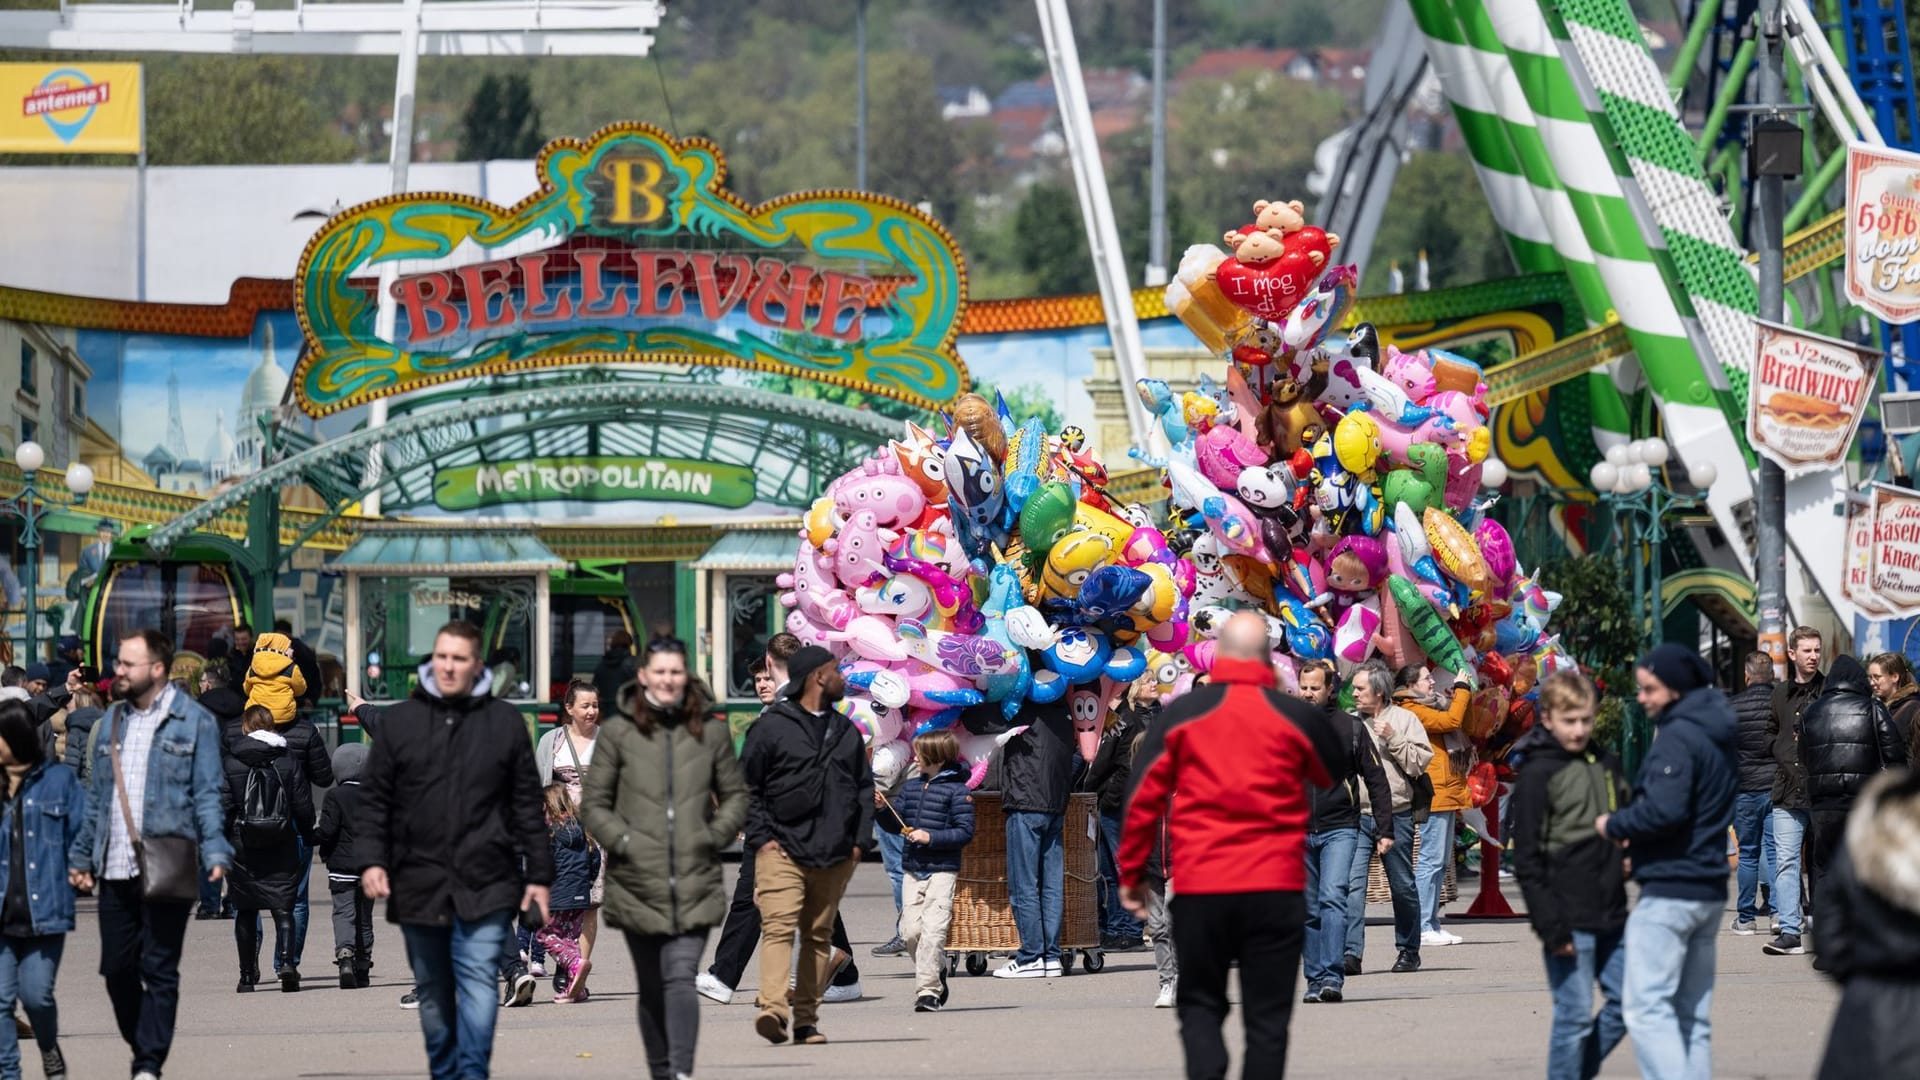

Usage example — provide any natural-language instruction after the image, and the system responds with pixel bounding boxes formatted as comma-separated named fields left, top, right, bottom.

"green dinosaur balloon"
left=1382, top=442, right=1448, bottom=517
left=1019, top=481, right=1079, bottom=571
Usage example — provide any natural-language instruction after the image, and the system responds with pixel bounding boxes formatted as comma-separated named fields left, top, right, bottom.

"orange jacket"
left=1396, top=686, right=1473, bottom=812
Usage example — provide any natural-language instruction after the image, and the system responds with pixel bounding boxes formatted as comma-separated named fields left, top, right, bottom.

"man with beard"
left=739, top=646, right=873, bottom=1047
left=68, top=629, right=233, bottom=1080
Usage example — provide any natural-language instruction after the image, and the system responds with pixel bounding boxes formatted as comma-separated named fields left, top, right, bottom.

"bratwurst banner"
left=1746, top=318, right=1879, bottom=478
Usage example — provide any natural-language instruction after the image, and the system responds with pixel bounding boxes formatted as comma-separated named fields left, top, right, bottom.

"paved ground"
left=44, top=862, right=1837, bottom=1079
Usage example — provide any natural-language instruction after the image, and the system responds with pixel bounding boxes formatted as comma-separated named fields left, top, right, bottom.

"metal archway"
left=145, top=380, right=906, bottom=556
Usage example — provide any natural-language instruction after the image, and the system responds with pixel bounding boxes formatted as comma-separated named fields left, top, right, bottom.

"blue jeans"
left=1544, top=927, right=1625, bottom=1080
left=1623, top=896, right=1719, bottom=1080
left=1769, top=808, right=1808, bottom=935
left=0, top=935, right=63, bottom=1078
left=1303, top=827, right=1359, bottom=992
left=1348, top=814, right=1420, bottom=960
left=401, top=911, right=514, bottom=1080
left=1731, top=792, right=1776, bottom=921
left=197, top=874, right=227, bottom=916
left=1415, top=811, right=1456, bottom=934
left=877, top=827, right=906, bottom=935
left=1004, top=811, right=1064, bottom=964
left=1097, top=812, right=1144, bottom=939
left=248, top=837, right=312, bottom=972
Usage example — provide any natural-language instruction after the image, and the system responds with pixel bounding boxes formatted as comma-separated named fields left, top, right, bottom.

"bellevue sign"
left=294, top=123, right=970, bottom=417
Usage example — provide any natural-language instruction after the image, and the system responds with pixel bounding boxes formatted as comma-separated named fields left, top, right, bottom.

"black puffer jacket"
left=877, top=763, right=975, bottom=874
left=1802, top=657, right=1909, bottom=811
left=1731, top=682, right=1776, bottom=792
left=358, top=666, right=554, bottom=926
left=222, top=729, right=318, bottom=912
left=1813, top=770, right=1920, bottom=1079
left=547, top=818, right=601, bottom=912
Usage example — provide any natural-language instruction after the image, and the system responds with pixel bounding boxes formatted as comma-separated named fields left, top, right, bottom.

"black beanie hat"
left=1638, top=643, right=1713, bottom=695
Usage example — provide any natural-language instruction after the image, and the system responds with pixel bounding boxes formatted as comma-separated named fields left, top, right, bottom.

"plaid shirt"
left=103, top=685, right=176, bottom=881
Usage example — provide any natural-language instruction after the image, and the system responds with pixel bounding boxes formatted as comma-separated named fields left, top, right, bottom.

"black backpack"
left=239, top=761, right=292, bottom=848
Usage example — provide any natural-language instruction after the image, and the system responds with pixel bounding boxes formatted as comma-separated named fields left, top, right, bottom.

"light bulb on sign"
left=1689, top=462, right=1718, bottom=490
left=1638, top=440, right=1671, bottom=467
left=1605, top=444, right=1630, bottom=467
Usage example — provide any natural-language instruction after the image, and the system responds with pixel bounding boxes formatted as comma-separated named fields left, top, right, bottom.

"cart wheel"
left=966, top=952, right=987, bottom=976
left=1083, top=949, right=1106, bottom=973
left=1058, top=951, right=1075, bottom=974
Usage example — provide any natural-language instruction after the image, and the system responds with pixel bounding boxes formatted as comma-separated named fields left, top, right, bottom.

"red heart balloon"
left=1285, top=226, right=1335, bottom=270
left=1215, top=250, right=1316, bottom=321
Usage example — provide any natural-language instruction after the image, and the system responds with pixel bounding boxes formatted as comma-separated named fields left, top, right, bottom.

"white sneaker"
left=1044, top=958, right=1064, bottom=978
left=1154, top=984, right=1176, bottom=1008
left=992, top=958, right=1047, bottom=979
left=529, top=962, right=546, bottom=978
left=1439, top=930, right=1464, bottom=945
left=694, top=972, right=733, bottom=1005
left=1420, top=930, right=1457, bottom=948
left=822, top=980, right=863, bottom=1003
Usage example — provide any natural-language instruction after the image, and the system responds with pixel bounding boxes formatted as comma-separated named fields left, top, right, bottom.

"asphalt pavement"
left=42, top=861, right=1837, bottom=1079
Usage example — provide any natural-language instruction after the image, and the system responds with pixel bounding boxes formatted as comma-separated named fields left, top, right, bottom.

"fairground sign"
left=1846, top=142, right=1920, bottom=324
left=294, top=123, right=970, bottom=417
left=432, top=456, right=758, bottom=511
left=1869, top=482, right=1920, bottom=618
left=1746, top=319, right=1878, bottom=477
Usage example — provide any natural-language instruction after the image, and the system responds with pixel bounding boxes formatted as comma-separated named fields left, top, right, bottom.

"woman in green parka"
left=580, top=639, right=747, bottom=1080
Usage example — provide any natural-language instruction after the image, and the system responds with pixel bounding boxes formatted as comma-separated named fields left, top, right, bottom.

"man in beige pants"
left=738, top=647, right=872, bottom=1046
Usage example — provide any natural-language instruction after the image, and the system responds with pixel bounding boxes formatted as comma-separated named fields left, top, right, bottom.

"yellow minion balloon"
left=1039, top=530, right=1114, bottom=603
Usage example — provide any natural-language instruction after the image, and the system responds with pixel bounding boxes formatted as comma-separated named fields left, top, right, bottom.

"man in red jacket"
left=1119, top=612, right=1347, bottom=1080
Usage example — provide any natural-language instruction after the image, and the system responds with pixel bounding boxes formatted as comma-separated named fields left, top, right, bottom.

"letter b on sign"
left=600, top=156, right=670, bottom=226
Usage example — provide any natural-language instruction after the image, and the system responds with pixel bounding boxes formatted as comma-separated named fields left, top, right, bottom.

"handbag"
left=109, top=718, right=202, bottom=904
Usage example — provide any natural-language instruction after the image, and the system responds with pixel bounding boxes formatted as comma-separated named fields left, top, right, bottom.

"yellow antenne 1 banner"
left=0, top=63, right=142, bottom=154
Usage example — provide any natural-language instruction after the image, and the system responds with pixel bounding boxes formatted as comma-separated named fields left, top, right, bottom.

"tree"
left=1363, top=151, right=1513, bottom=292
left=144, top=56, right=354, bottom=166
left=1014, top=183, right=1097, bottom=296
left=974, top=379, right=1064, bottom=432
left=459, top=73, right=543, bottom=161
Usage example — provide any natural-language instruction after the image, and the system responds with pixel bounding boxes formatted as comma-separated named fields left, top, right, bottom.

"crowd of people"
left=0, top=613, right=1904, bottom=1080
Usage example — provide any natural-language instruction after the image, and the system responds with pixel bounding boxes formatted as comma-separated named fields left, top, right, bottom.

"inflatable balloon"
left=1386, top=576, right=1468, bottom=675
left=1424, top=506, right=1492, bottom=599
left=1474, top=518, right=1518, bottom=588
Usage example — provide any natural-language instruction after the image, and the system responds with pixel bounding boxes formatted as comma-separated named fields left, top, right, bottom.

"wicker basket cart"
left=946, top=791, right=1108, bottom=975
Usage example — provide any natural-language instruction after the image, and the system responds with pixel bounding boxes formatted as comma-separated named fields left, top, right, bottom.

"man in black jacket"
left=359, top=621, right=552, bottom=1080
left=1765, top=626, right=1824, bottom=956
left=1729, top=652, right=1778, bottom=935
left=1298, top=660, right=1391, bottom=1002
left=739, top=646, right=873, bottom=1047
left=591, top=630, right=638, bottom=714
left=1800, top=654, right=1908, bottom=914
left=993, top=677, right=1074, bottom=979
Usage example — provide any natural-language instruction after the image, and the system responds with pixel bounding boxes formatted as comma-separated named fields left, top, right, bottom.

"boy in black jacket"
left=1510, top=671, right=1629, bottom=1080
left=316, top=741, right=374, bottom=989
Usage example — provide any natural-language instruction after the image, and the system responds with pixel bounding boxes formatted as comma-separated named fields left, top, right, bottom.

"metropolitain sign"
left=292, top=123, right=970, bottom=417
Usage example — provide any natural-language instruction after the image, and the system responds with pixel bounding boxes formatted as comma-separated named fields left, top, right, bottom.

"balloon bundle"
left=1156, top=197, right=1574, bottom=753
left=781, top=393, right=1193, bottom=787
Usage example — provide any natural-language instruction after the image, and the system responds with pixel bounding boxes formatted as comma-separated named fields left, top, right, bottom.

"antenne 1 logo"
left=21, top=68, right=111, bottom=145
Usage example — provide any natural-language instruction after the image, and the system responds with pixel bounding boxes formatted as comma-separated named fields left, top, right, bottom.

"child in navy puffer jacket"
left=879, top=730, right=975, bottom=1013
left=538, top=783, right=601, bottom=1003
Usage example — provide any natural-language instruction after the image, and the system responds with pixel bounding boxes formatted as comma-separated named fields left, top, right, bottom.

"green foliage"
left=975, top=380, right=1064, bottom=432
left=749, top=373, right=929, bottom=423
left=458, top=74, right=543, bottom=161
left=1014, top=184, right=1098, bottom=296
left=1538, top=553, right=1640, bottom=694
left=1363, top=152, right=1513, bottom=293
left=147, top=57, right=356, bottom=166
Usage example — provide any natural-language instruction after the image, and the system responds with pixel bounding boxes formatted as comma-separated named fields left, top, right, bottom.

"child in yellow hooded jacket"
left=245, top=632, right=309, bottom=726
